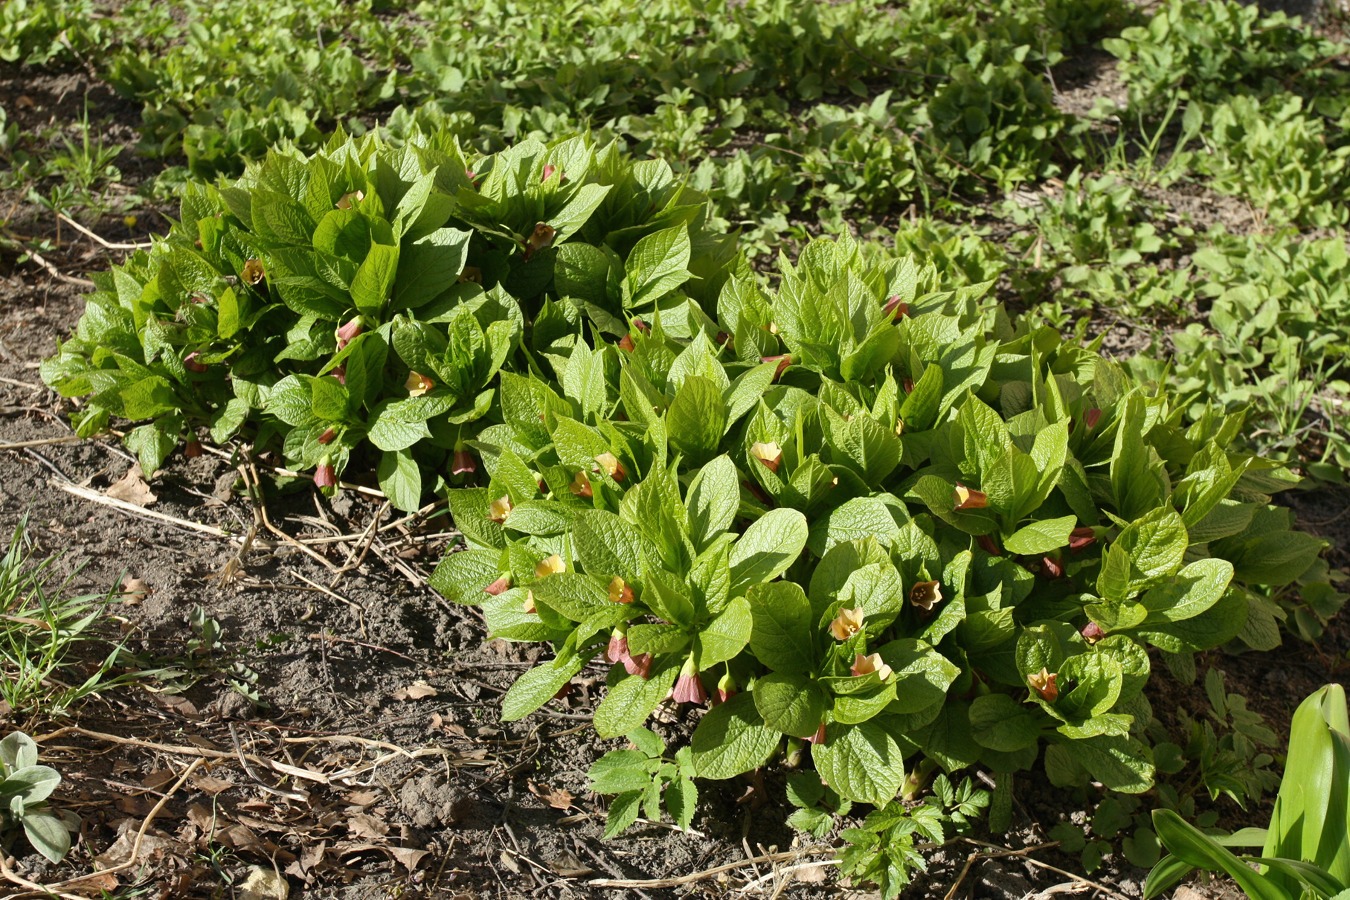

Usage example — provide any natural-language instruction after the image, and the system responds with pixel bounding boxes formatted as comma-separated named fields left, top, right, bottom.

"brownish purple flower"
left=1081, top=622, right=1105, bottom=644
left=335, top=317, right=363, bottom=350
left=672, top=656, right=707, bottom=706
left=570, top=471, right=593, bottom=499
left=608, top=576, right=634, bottom=605
left=715, top=671, right=737, bottom=704
left=883, top=294, right=909, bottom=319
left=523, top=223, right=556, bottom=261
left=953, top=483, right=988, bottom=510
left=594, top=453, right=626, bottom=483
left=318, top=427, right=338, bottom=445
left=451, top=447, right=476, bottom=476
left=482, top=575, right=512, bottom=596
left=909, top=580, right=942, bottom=612
left=1028, top=667, right=1059, bottom=702
left=624, top=652, right=652, bottom=679
left=762, top=354, right=791, bottom=381
left=750, top=441, right=783, bottom=474
left=314, top=461, right=337, bottom=489
left=1068, top=527, right=1097, bottom=552
left=242, top=258, right=266, bottom=286
left=184, top=352, right=208, bottom=373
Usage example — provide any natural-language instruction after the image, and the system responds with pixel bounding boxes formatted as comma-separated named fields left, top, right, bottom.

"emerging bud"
left=335, top=189, right=365, bottom=210
left=828, top=607, right=865, bottom=641
left=715, top=331, right=733, bottom=350
left=451, top=447, right=476, bottom=476
left=632, top=318, right=650, bottom=335
left=242, top=258, right=266, bottom=286
left=335, top=317, right=363, bottom=350
left=1084, top=408, right=1103, bottom=431
left=570, top=470, right=593, bottom=499
left=184, top=439, right=203, bottom=459
left=523, top=222, right=556, bottom=261
left=953, top=483, right=989, bottom=510
left=483, top=574, right=512, bottom=596
left=488, top=495, right=513, bottom=523
left=318, top=426, right=338, bottom=445
left=1068, top=526, right=1097, bottom=552
left=624, top=652, right=653, bottom=679
left=909, top=580, right=943, bottom=612
left=1081, top=622, right=1105, bottom=644
left=605, top=629, right=629, bottom=664
left=750, top=441, right=783, bottom=474
left=672, top=656, right=707, bottom=706
left=762, top=354, right=791, bottom=381
left=617, top=333, right=635, bottom=352
left=1028, top=667, right=1059, bottom=702
left=608, top=576, right=634, bottom=605
left=851, top=652, right=893, bottom=680
left=314, top=461, right=337, bottom=489
left=715, top=671, right=738, bottom=704
left=405, top=371, right=435, bottom=396
left=1042, top=555, right=1064, bottom=579
left=806, top=722, right=827, bottom=745
left=895, top=418, right=905, bottom=437
left=535, top=555, right=565, bottom=579
left=977, top=534, right=1002, bottom=556
left=521, top=590, right=537, bottom=614
left=541, top=164, right=557, bottom=182
left=457, top=266, right=483, bottom=285
left=883, top=294, right=909, bottom=319
left=903, top=377, right=915, bottom=394
left=594, top=453, right=626, bottom=482
left=184, top=352, right=209, bottom=374
left=332, top=364, right=347, bottom=386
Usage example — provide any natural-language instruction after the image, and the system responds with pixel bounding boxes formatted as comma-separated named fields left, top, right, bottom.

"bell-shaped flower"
left=828, top=607, right=865, bottom=641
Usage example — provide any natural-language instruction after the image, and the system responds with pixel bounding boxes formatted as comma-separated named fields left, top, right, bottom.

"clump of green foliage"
left=0, top=732, right=71, bottom=864
left=42, top=127, right=1343, bottom=896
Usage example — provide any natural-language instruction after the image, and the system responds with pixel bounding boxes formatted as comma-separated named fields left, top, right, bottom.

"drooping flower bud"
left=594, top=453, right=626, bottom=482
left=762, top=354, right=791, bottom=380
left=488, top=495, right=513, bottom=523
left=570, top=471, right=593, bottom=499
left=715, top=671, right=738, bottom=704
left=750, top=441, right=783, bottom=473
left=624, top=652, right=653, bottom=679
left=451, top=447, right=476, bottom=476
left=617, top=334, right=636, bottom=352
left=909, top=580, right=942, bottom=612
left=535, top=555, right=565, bottom=578
left=1068, top=527, right=1097, bottom=552
left=184, top=352, right=209, bottom=374
left=405, top=371, right=434, bottom=396
left=605, top=628, right=630, bottom=664
left=851, top=653, right=893, bottom=680
left=672, top=656, right=707, bottom=706
left=903, top=377, right=915, bottom=393
left=715, top=331, right=733, bottom=350
left=332, top=364, right=347, bottom=386
left=828, top=607, right=865, bottom=641
left=883, top=294, right=909, bottom=319
left=314, top=460, right=337, bottom=489
left=184, top=439, right=203, bottom=458
left=335, top=317, right=364, bottom=350
left=632, top=318, right=650, bottom=335
left=1081, top=622, right=1105, bottom=644
left=977, top=534, right=1002, bottom=556
left=318, top=427, right=338, bottom=445
left=523, top=223, right=556, bottom=261
left=242, top=258, right=266, bottom=286
left=483, top=574, right=512, bottom=596
left=1084, top=408, right=1103, bottom=431
left=1042, top=555, right=1064, bottom=579
left=336, top=189, right=365, bottom=210
left=542, top=164, right=557, bottom=182
left=1028, top=667, right=1059, bottom=702
left=806, top=722, right=827, bottom=745
left=608, top=576, right=634, bottom=605
left=953, top=483, right=988, bottom=510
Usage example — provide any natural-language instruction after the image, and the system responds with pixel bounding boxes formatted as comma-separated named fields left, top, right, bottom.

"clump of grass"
left=0, top=517, right=138, bottom=716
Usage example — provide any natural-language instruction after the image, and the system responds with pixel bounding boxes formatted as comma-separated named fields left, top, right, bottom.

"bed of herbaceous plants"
left=37, top=129, right=1341, bottom=895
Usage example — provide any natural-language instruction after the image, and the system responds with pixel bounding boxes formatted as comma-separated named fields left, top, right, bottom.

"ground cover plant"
left=1, top=0, right=1349, bottom=897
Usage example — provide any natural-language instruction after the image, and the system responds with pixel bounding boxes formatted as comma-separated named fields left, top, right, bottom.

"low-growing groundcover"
left=38, top=128, right=1344, bottom=896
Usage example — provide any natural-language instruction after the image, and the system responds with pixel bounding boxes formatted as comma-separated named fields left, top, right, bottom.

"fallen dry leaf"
left=528, top=780, right=575, bottom=811
left=191, top=774, right=234, bottom=795
left=120, top=576, right=151, bottom=604
left=106, top=465, right=157, bottom=507
left=388, top=846, right=429, bottom=872
left=392, top=681, right=438, bottom=701
left=347, top=811, right=389, bottom=840
left=239, top=865, right=290, bottom=900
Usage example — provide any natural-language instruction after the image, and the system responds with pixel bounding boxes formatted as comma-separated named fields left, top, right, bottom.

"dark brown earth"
left=2, top=44, right=1348, bottom=900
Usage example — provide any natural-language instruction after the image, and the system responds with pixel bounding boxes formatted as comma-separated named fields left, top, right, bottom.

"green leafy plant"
left=41, top=129, right=735, bottom=510
left=1145, top=683, right=1350, bottom=899
left=0, top=732, right=72, bottom=864
left=587, top=727, right=699, bottom=837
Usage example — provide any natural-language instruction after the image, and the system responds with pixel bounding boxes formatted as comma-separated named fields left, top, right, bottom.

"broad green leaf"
left=350, top=243, right=400, bottom=315
left=812, top=719, right=909, bottom=805
left=1003, top=516, right=1076, bottom=556
left=754, top=673, right=827, bottom=738
left=376, top=449, right=422, bottom=512
left=690, top=693, right=779, bottom=779
left=695, top=597, right=751, bottom=668
left=729, top=509, right=808, bottom=596
left=501, top=651, right=586, bottom=721
left=747, top=582, right=816, bottom=675
left=594, top=659, right=680, bottom=738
